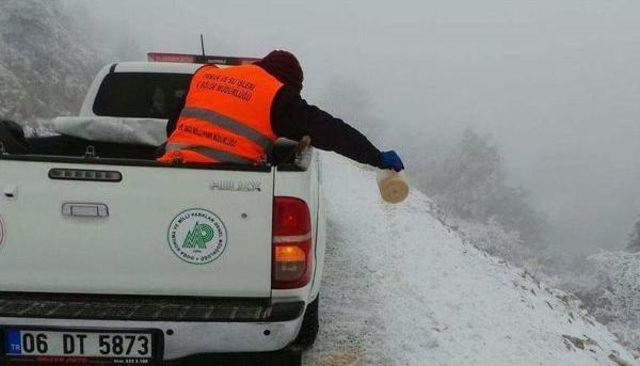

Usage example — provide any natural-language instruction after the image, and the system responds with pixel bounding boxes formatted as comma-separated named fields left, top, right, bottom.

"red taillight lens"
left=272, top=197, right=312, bottom=289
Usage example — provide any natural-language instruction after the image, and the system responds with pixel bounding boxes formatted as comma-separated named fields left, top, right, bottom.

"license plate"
left=3, top=327, right=160, bottom=365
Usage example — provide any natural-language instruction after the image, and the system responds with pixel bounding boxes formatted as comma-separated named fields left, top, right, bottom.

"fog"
left=65, top=0, right=640, bottom=254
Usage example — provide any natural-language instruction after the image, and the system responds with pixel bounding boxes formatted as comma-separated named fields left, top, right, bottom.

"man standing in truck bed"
left=158, top=50, right=404, bottom=172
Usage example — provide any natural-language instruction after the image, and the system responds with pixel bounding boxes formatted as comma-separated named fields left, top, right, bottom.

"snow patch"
left=303, top=153, right=636, bottom=365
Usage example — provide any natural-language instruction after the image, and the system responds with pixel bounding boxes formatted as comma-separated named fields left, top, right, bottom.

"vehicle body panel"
left=0, top=159, right=274, bottom=298
left=0, top=316, right=302, bottom=359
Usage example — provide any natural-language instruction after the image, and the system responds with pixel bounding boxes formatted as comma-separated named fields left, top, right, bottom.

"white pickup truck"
left=0, top=54, right=326, bottom=365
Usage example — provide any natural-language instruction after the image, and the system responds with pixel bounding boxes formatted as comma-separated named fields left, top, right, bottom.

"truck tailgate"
left=0, top=159, right=274, bottom=297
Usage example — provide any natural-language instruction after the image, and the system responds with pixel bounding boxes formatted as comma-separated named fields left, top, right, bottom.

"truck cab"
left=0, top=54, right=326, bottom=364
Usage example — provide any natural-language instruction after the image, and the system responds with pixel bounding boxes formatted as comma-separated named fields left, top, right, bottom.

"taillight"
left=272, top=197, right=312, bottom=289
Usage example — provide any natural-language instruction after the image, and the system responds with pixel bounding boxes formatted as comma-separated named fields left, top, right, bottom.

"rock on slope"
left=303, top=154, right=636, bottom=366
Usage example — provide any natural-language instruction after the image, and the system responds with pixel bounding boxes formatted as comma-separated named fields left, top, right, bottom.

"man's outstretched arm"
left=271, top=86, right=402, bottom=170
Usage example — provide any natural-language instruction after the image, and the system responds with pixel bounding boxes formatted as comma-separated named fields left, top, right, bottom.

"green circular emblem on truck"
left=168, top=208, right=228, bottom=264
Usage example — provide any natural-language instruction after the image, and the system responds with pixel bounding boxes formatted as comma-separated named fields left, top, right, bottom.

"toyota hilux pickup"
left=0, top=53, right=326, bottom=365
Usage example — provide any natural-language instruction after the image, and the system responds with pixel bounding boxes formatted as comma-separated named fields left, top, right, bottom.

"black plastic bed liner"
left=27, top=134, right=159, bottom=160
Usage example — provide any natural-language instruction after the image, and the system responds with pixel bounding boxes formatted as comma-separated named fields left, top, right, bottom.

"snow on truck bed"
left=304, top=154, right=636, bottom=366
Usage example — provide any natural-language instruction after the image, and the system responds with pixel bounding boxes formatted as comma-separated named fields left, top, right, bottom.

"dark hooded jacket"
left=166, top=65, right=382, bottom=168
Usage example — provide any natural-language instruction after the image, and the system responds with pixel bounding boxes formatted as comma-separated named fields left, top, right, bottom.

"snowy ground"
left=303, top=154, right=636, bottom=366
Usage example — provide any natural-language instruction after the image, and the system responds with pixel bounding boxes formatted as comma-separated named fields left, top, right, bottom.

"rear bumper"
left=0, top=316, right=304, bottom=360
left=0, top=292, right=305, bottom=360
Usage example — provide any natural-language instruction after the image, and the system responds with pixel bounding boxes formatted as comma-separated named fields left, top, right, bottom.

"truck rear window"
left=93, top=72, right=192, bottom=119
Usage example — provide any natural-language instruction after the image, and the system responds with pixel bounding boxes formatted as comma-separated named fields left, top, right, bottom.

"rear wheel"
left=289, top=295, right=319, bottom=351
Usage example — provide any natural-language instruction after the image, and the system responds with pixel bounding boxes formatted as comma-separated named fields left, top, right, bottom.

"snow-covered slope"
left=304, top=154, right=636, bottom=366
left=0, top=0, right=103, bottom=120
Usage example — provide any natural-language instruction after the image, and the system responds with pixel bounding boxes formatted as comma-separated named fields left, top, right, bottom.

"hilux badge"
left=168, top=209, right=227, bottom=264
left=210, top=180, right=262, bottom=192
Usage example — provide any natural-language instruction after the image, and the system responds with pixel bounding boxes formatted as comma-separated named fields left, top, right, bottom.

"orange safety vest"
left=158, top=64, right=283, bottom=164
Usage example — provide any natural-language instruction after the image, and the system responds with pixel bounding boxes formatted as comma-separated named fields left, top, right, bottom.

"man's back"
left=158, top=64, right=283, bottom=164
left=160, top=50, right=405, bottom=173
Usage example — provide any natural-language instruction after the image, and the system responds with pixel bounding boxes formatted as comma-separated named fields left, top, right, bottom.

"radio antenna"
left=200, top=34, right=206, bottom=56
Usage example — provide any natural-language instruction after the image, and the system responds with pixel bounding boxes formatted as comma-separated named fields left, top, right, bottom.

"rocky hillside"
left=0, top=0, right=104, bottom=121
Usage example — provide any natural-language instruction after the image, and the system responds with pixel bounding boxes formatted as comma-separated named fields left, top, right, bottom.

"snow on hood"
left=52, top=116, right=166, bottom=146
left=304, top=153, right=636, bottom=366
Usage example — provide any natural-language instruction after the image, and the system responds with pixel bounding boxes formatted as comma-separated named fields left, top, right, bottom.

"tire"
left=290, top=295, right=319, bottom=351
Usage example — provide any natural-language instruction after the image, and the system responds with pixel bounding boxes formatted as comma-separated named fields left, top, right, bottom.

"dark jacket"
left=166, top=74, right=382, bottom=168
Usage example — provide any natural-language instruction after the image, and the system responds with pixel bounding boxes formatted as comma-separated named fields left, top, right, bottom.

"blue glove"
left=379, top=150, right=404, bottom=172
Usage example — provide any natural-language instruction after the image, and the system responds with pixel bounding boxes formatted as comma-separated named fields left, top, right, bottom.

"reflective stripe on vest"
left=158, top=65, right=283, bottom=165
left=165, top=142, right=254, bottom=164
left=180, top=107, right=274, bottom=152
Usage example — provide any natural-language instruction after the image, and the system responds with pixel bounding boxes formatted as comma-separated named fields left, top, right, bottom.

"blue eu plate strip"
left=5, top=329, right=22, bottom=355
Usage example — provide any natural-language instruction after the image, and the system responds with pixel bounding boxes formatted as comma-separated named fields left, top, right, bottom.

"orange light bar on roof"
left=147, top=52, right=261, bottom=66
